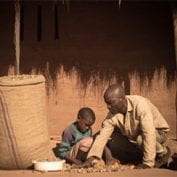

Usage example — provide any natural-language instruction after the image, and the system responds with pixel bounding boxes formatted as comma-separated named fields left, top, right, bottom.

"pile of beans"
left=62, top=162, right=134, bottom=173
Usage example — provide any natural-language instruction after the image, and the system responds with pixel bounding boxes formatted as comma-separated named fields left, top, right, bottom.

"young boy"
left=58, top=107, right=96, bottom=165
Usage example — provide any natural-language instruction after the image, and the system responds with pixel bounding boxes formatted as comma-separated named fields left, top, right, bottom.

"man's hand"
left=106, top=158, right=120, bottom=166
left=106, top=158, right=121, bottom=171
left=92, top=159, right=105, bottom=169
left=134, top=163, right=151, bottom=169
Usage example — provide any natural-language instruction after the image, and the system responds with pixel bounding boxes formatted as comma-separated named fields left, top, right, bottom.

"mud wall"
left=0, top=1, right=176, bottom=137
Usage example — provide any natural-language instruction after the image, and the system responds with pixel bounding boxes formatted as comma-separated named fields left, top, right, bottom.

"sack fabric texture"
left=0, top=75, right=54, bottom=169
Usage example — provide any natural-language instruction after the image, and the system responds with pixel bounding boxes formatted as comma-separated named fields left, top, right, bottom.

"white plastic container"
left=32, top=160, right=65, bottom=172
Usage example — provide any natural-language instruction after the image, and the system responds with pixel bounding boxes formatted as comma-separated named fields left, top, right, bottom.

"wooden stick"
left=14, top=0, right=20, bottom=75
left=171, top=5, right=177, bottom=140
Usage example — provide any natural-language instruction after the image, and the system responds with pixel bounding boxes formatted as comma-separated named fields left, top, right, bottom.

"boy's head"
left=76, top=107, right=95, bottom=133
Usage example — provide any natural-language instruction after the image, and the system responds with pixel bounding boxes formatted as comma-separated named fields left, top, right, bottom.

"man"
left=85, top=84, right=170, bottom=169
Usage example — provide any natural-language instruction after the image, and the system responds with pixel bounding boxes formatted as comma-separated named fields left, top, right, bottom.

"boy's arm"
left=64, top=155, right=82, bottom=165
left=58, top=126, right=75, bottom=160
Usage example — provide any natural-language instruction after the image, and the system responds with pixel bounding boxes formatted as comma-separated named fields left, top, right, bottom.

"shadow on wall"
left=0, top=1, right=176, bottom=93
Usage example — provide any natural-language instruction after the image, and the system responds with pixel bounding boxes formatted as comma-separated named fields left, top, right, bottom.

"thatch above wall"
left=0, top=1, right=176, bottom=91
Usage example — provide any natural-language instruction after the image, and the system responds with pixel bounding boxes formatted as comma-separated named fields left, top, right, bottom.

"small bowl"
left=32, top=160, right=65, bottom=172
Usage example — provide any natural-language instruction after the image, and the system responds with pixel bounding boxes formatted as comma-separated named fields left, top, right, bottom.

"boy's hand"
left=71, top=156, right=95, bottom=168
left=106, top=158, right=121, bottom=171
left=65, top=156, right=82, bottom=166
left=72, top=159, right=82, bottom=165
left=82, top=156, right=96, bottom=168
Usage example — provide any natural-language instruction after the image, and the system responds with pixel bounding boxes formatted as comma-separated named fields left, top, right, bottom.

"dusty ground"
left=1, top=140, right=177, bottom=177
left=0, top=168, right=176, bottom=177
left=0, top=137, right=176, bottom=177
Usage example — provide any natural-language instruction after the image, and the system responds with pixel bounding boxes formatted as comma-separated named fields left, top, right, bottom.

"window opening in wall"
left=20, top=5, right=24, bottom=41
left=37, top=5, right=42, bottom=41
left=54, top=4, right=59, bottom=40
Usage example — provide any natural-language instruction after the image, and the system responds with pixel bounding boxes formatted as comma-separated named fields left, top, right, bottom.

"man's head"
left=76, top=107, right=95, bottom=133
left=104, top=84, right=127, bottom=115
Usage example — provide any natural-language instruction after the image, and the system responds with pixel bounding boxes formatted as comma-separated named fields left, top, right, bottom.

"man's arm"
left=138, top=100, right=156, bottom=168
left=87, top=118, right=115, bottom=159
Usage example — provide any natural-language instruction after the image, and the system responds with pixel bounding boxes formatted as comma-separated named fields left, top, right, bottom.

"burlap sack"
left=0, top=75, right=54, bottom=169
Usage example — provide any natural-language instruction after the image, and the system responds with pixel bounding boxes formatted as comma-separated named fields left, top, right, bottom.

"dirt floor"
left=0, top=137, right=176, bottom=177
left=0, top=168, right=176, bottom=177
